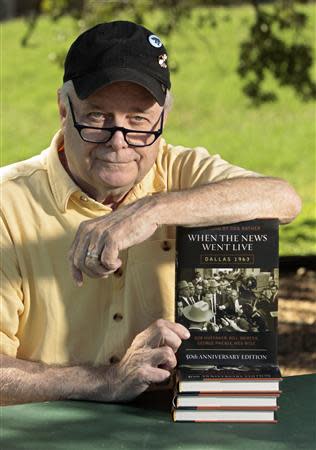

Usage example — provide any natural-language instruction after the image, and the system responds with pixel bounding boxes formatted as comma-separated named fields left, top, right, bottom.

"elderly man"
left=0, top=21, right=301, bottom=405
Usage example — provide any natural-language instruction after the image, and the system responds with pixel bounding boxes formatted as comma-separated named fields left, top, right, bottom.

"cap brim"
left=72, top=67, right=166, bottom=105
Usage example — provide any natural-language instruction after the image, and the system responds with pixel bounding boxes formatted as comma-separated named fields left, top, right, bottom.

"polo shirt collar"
left=46, top=130, right=167, bottom=213
left=46, top=130, right=79, bottom=213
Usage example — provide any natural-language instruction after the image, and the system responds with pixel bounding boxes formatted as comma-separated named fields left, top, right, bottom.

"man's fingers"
left=70, top=235, right=90, bottom=276
left=68, top=226, right=82, bottom=262
left=70, top=259, right=109, bottom=287
left=71, top=264, right=83, bottom=287
left=150, top=346, right=177, bottom=371
left=72, top=253, right=107, bottom=281
left=153, top=326, right=183, bottom=353
left=132, top=319, right=190, bottom=352
left=144, top=366, right=171, bottom=384
left=84, top=256, right=111, bottom=275
left=69, top=237, right=88, bottom=286
left=152, top=319, right=191, bottom=340
left=67, top=197, right=160, bottom=283
left=100, top=240, right=121, bottom=270
left=70, top=234, right=114, bottom=280
left=70, top=227, right=122, bottom=280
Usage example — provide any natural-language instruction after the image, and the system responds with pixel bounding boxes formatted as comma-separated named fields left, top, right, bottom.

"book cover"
left=175, top=219, right=279, bottom=367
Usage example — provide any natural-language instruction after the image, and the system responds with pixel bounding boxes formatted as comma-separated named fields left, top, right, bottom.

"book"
left=172, top=409, right=277, bottom=423
left=175, top=219, right=279, bottom=368
left=174, top=392, right=279, bottom=409
left=177, top=366, right=282, bottom=393
left=173, top=219, right=281, bottom=422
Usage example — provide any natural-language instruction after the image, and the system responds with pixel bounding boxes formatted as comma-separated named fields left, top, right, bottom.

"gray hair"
left=59, top=80, right=173, bottom=113
left=59, top=80, right=74, bottom=104
left=164, top=89, right=173, bottom=113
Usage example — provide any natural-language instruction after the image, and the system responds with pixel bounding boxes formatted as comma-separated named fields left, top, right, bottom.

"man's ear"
left=57, top=88, right=67, bottom=126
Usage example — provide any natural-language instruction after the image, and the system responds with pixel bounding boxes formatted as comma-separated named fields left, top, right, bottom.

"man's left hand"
left=69, top=196, right=161, bottom=286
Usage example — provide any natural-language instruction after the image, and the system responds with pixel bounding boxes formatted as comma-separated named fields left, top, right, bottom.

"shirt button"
left=114, top=267, right=123, bottom=277
left=113, top=313, right=123, bottom=321
left=80, top=195, right=89, bottom=202
left=161, top=240, right=172, bottom=251
left=109, top=355, right=120, bottom=364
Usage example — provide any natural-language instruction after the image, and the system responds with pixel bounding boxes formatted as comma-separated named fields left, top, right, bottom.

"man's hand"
left=69, top=196, right=160, bottom=286
left=1, top=320, right=190, bottom=405
left=101, top=319, right=190, bottom=402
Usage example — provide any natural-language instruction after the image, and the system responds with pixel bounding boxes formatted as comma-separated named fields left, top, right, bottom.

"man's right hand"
left=94, top=319, right=190, bottom=402
left=1, top=320, right=190, bottom=405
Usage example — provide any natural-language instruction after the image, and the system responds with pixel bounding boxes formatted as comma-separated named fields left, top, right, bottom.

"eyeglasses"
left=67, top=95, right=164, bottom=147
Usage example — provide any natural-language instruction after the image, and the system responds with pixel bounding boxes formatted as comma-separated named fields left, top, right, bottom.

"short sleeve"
left=0, top=211, right=24, bottom=357
left=157, top=143, right=262, bottom=191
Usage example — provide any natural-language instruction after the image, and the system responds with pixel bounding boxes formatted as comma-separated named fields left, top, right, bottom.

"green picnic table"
left=1, top=374, right=315, bottom=450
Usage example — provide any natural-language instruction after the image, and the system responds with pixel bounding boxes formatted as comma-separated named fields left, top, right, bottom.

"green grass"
left=1, top=5, right=315, bottom=255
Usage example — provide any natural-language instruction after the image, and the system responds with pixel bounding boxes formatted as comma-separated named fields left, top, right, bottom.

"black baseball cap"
left=63, top=21, right=171, bottom=105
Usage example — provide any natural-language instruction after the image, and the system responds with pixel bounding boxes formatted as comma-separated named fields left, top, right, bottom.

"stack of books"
left=173, top=365, right=282, bottom=423
left=172, top=219, right=282, bottom=423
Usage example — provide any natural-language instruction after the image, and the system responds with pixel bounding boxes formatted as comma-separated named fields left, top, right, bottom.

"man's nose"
left=106, top=129, right=128, bottom=150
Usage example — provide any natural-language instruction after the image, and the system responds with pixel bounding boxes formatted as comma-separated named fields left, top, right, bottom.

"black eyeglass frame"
left=67, top=95, right=164, bottom=147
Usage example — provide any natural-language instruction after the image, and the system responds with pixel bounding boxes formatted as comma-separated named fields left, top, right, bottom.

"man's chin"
left=96, top=171, right=137, bottom=192
left=95, top=162, right=137, bottom=182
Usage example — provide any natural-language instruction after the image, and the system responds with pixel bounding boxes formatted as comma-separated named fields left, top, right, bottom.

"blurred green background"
left=1, top=3, right=315, bottom=255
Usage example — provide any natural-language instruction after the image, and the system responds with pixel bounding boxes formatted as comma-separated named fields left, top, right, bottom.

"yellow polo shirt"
left=0, top=130, right=259, bottom=366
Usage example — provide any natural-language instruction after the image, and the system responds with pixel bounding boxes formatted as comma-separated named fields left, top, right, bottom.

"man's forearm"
left=0, top=354, right=114, bottom=405
left=68, top=176, right=301, bottom=282
left=154, top=177, right=301, bottom=226
left=0, top=320, right=187, bottom=405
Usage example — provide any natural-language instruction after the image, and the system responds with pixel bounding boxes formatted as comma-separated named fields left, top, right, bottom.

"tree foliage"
left=22, top=0, right=316, bottom=105
left=238, top=0, right=316, bottom=103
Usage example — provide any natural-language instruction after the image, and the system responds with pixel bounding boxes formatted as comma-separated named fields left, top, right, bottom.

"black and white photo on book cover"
left=175, top=219, right=279, bottom=367
left=177, top=267, right=278, bottom=334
